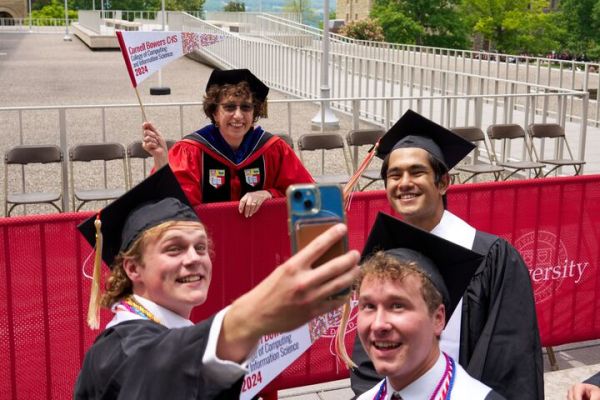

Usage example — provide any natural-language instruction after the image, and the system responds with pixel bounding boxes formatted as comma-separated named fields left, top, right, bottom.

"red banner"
left=0, top=175, right=599, bottom=398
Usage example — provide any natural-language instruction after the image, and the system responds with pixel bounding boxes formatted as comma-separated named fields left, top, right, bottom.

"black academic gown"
left=74, top=318, right=243, bottom=400
left=351, top=231, right=544, bottom=400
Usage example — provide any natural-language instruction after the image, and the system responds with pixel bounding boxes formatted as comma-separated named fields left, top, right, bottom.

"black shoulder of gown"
left=74, top=318, right=243, bottom=400
left=461, top=232, right=544, bottom=400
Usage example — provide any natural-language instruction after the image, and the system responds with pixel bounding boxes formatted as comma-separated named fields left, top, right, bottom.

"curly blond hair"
left=100, top=220, right=209, bottom=308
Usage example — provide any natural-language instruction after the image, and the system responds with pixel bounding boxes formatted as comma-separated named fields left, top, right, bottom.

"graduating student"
left=74, top=166, right=359, bottom=399
left=351, top=212, right=505, bottom=400
left=351, top=110, right=544, bottom=400
left=142, top=68, right=313, bottom=217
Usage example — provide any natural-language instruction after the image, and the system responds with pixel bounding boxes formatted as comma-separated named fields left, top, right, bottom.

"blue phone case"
left=286, top=183, right=346, bottom=253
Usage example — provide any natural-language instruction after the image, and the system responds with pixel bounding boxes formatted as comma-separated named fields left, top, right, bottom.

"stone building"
left=335, top=0, right=371, bottom=23
left=0, top=0, right=27, bottom=19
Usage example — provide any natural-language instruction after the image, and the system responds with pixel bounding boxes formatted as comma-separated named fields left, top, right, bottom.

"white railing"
left=0, top=92, right=588, bottom=211
left=95, top=9, right=203, bottom=21
left=0, top=17, right=75, bottom=32
left=169, top=12, right=588, bottom=138
left=206, top=12, right=600, bottom=127
left=205, top=11, right=301, bottom=25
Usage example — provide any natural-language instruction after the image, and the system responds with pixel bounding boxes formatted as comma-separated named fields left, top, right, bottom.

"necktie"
left=391, top=393, right=403, bottom=400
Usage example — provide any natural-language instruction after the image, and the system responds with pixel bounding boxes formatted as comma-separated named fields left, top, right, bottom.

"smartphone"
left=286, top=183, right=349, bottom=297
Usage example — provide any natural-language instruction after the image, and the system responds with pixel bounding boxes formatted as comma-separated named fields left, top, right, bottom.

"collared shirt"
left=430, top=210, right=476, bottom=361
left=107, top=294, right=249, bottom=387
left=357, top=353, right=492, bottom=400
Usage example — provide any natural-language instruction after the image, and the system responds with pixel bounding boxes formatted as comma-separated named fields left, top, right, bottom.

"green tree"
left=317, top=10, right=336, bottom=29
left=370, top=0, right=469, bottom=48
left=165, top=0, right=205, bottom=12
left=338, top=18, right=384, bottom=41
left=101, top=0, right=160, bottom=12
left=370, top=2, right=423, bottom=44
left=558, top=0, right=600, bottom=57
left=223, top=1, right=245, bottom=11
left=31, top=0, right=78, bottom=21
left=32, top=0, right=53, bottom=11
left=462, top=0, right=561, bottom=54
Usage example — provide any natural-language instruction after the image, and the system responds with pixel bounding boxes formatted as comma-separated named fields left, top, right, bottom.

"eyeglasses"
left=219, top=103, right=254, bottom=113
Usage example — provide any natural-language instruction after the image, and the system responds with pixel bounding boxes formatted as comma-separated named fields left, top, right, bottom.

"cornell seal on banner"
left=516, top=230, right=590, bottom=304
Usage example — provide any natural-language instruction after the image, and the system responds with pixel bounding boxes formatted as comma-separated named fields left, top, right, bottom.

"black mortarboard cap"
left=77, top=166, right=200, bottom=268
left=206, top=68, right=269, bottom=102
left=361, top=212, right=483, bottom=323
left=376, top=109, right=475, bottom=170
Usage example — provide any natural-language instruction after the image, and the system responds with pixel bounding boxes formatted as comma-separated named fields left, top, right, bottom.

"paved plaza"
left=1, top=32, right=599, bottom=399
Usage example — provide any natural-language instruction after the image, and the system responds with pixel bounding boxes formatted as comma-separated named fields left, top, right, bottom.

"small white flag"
left=116, top=30, right=225, bottom=87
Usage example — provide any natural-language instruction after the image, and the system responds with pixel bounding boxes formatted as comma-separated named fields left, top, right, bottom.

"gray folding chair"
left=4, top=145, right=64, bottom=216
left=346, top=128, right=384, bottom=190
left=527, top=123, right=585, bottom=176
left=451, top=127, right=505, bottom=183
left=69, top=143, right=127, bottom=211
left=298, top=133, right=352, bottom=185
left=127, top=139, right=176, bottom=187
left=486, top=124, right=546, bottom=180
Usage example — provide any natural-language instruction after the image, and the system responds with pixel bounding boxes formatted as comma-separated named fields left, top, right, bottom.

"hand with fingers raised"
left=217, top=223, right=360, bottom=363
left=142, top=121, right=169, bottom=169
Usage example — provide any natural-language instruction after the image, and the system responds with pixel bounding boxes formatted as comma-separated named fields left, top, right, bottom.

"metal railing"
left=168, top=13, right=588, bottom=135
left=205, top=11, right=301, bottom=26
left=0, top=17, right=76, bottom=31
left=199, top=12, right=600, bottom=127
left=4, top=9, right=598, bottom=126
left=0, top=90, right=588, bottom=213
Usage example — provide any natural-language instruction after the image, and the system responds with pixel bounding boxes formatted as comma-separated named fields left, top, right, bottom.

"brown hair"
left=100, top=220, right=209, bottom=308
left=335, top=250, right=444, bottom=369
left=203, top=81, right=267, bottom=124
left=357, top=251, right=444, bottom=315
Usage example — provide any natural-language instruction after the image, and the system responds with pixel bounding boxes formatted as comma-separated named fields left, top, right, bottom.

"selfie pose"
left=74, top=166, right=359, bottom=399
left=142, top=68, right=313, bottom=217
left=352, top=213, right=505, bottom=400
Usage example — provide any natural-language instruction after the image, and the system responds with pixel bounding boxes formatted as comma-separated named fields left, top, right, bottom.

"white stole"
left=430, top=210, right=476, bottom=361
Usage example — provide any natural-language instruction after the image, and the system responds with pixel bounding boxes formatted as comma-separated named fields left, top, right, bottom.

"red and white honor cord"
left=373, top=352, right=455, bottom=400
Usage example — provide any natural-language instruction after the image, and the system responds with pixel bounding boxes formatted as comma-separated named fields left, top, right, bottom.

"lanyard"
left=372, top=352, right=455, bottom=400
left=115, top=295, right=161, bottom=324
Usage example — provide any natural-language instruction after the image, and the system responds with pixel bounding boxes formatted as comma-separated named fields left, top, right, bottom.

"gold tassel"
left=87, top=214, right=103, bottom=330
left=260, top=100, right=268, bottom=119
left=343, top=141, right=380, bottom=210
left=334, top=299, right=357, bottom=369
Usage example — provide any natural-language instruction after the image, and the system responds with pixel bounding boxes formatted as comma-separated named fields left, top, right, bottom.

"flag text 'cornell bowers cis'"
left=116, top=30, right=224, bottom=88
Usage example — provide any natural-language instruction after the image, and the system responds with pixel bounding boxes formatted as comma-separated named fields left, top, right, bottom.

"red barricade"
left=1, top=175, right=599, bottom=399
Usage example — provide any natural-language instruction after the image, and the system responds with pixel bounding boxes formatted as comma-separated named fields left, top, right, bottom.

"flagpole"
left=134, top=87, right=149, bottom=122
